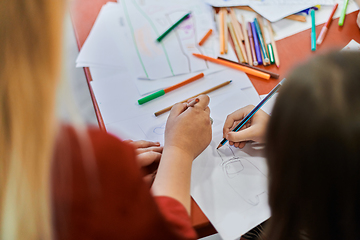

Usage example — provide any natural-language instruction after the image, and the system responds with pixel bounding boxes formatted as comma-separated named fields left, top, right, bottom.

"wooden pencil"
left=228, top=22, right=245, bottom=62
left=154, top=80, right=233, bottom=116
left=219, top=9, right=225, bottom=54
left=229, top=8, right=247, bottom=63
left=266, top=19, right=280, bottom=68
left=223, top=8, right=228, bottom=54
left=241, top=15, right=253, bottom=66
left=218, top=57, right=279, bottom=79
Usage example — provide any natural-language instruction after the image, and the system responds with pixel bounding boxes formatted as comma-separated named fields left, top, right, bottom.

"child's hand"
left=164, top=94, right=212, bottom=160
left=124, top=140, right=163, bottom=185
left=223, top=105, right=270, bottom=148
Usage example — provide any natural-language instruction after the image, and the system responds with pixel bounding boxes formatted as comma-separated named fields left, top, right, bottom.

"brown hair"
left=0, top=0, right=64, bottom=239
left=265, top=51, right=360, bottom=240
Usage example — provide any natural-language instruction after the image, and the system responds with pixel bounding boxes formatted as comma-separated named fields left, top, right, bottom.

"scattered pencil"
left=193, top=53, right=270, bottom=80
left=154, top=80, right=233, bottom=116
left=338, top=0, right=349, bottom=26
left=156, top=12, right=191, bottom=42
left=198, top=29, right=213, bottom=46
left=138, top=73, right=204, bottom=104
left=266, top=19, right=280, bottom=68
left=242, top=15, right=253, bottom=66
left=219, top=9, right=225, bottom=54
left=217, top=57, right=279, bottom=79
left=317, top=3, right=338, bottom=45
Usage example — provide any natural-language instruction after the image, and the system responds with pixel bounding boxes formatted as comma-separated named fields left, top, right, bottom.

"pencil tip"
left=216, top=144, right=222, bottom=149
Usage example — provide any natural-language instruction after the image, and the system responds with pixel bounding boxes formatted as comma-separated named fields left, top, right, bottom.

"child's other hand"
left=164, top=94, right=212, bottom=160
left=223, top=105, right=270, bottom=148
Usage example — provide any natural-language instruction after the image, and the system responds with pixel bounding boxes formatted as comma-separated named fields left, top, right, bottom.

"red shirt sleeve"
left=52, top=125, right=197, bottom=240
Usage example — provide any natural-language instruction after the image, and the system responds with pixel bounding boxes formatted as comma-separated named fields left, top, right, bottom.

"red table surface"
left=69, top=0, right=360, bottom=236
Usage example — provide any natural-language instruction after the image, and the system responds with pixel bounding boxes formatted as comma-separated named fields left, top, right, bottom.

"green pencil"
left=156, top=12, right=191, bottom=42
left=338, top=0, right=349, bottom=26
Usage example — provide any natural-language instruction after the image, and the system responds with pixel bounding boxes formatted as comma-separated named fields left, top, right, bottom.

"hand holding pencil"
left=222, top=105, right=269, bottom=148
left=164, top=95, right=212, bottom=159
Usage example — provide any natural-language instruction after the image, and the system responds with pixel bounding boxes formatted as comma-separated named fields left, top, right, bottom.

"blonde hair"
left=0, top=0, right=65, bottom=239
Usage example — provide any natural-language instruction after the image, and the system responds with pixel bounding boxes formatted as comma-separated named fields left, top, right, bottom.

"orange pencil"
left=219, top=9, right=225, bottom=54
left=199, top=29, right=213, bottom=46
left=193, top=53, right=270, bottom=80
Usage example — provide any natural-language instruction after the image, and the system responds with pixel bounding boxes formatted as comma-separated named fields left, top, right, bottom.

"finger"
left=193, top=94, right=210, bottom=110
left=135, top=146, right=163, bottom=155
left=136, top=151, right=162, bottom=167
left=238, top=142, right=246, bottom=149
left=169, top=102, right=187, bottom=119
left=226, top=126, right=256, bottom=143
left=131, top=140, right=161, bottom=149
left=223, top=105, right=255, bottom=131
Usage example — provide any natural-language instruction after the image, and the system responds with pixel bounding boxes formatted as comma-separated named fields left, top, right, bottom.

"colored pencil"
left=338, top=0, right=349, bottom=26
left=247, top=22, right=258, bottom=66
left=199, top=29, right=213, bottom=46
left=229, top=9, right=248, bottom=63
left=254, top=18, right=269, bottom=64
left=219, top=9, right=225, bottom=54
left=154, top=80, right=232, bottom=116
left=193, top=53, right=270, bottom=79
left=218, top=57, right=279, bottom=79
left=223, top=9, right=229, bottom=54
left=138, top=73, right=204, bottom=104
left=242, top=15, right=253, bottom=66
left=251, top=22, right=263, bottom=65
left=266, top=20, right=280, bottom=68
left=217, top=78, right=286, bottom=149
left=317, top=4, right=338, bottom=45
left=228, top=22, right=245, bottom=62
left=156, top=12, right=190, bottom=42
left=310, top=9, right=316, bottom=51
left=256, top=15, right=270, bottom=65
left=262, top=21, right=275, bottom=65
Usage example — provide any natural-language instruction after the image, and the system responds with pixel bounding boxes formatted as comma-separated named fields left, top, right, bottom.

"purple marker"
left=251, top=21, right=263, bottom=65
left=247, top=22, right=258, bottom=66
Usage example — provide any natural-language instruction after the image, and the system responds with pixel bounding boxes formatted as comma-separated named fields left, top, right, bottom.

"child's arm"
left=151, top=95, right=212, bottom=214
left=222, top=105, right=270, bottom=148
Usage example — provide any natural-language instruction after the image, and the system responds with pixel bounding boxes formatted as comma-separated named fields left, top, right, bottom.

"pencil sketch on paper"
left=120, top=0, right=211, bottom=79
left=217, top=144, right=267, bottom=206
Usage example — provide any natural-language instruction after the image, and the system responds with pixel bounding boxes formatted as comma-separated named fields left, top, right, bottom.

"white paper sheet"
left=190, top=92, right=270, bottom=240
left=77, top=1, right=221, bottom=80
left=342, top=39, right=360, bottom=51
left=90, top=68, right=254, bottom=138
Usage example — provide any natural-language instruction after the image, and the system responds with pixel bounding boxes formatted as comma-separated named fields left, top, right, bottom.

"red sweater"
left=52, top=125, right=197, bottom=240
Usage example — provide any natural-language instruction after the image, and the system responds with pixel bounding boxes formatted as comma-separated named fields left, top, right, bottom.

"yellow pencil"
left=219, top=9, right=225, bottom=54
left=223, top=8, right=228, bottom=54
left=228, top=22, right=244, bottom=62
left=229, top=8, right=247, bottom=63
left=241, top=15, right=253, bottom=66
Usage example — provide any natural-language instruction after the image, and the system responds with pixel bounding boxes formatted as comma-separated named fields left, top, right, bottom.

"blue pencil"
left=251, top=22, right=263, bottom=65
left=217, top=78, right=286, bottom=149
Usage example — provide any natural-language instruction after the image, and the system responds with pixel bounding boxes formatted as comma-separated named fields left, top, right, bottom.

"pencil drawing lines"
left=153, top=123, right=166, bottom=135
left=217, top=145, right=267, bottom=206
